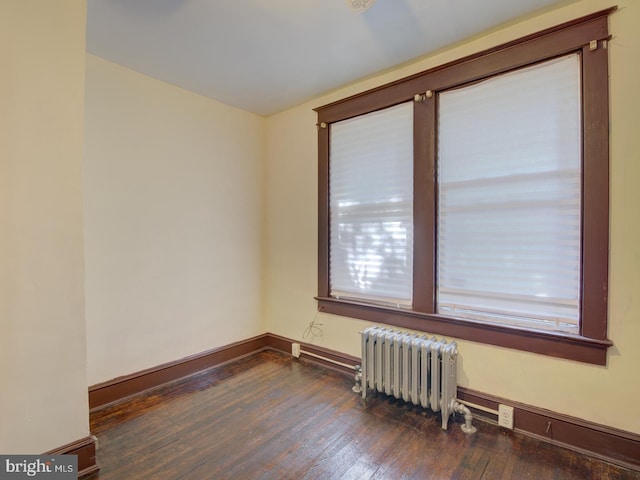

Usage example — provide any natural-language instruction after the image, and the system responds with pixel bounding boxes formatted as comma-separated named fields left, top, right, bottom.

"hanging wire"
left=302, top=312, right=323, bottom=340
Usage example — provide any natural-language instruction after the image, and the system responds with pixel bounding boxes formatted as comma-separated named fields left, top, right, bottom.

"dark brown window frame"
left=315, top=8, right=615, bottom=366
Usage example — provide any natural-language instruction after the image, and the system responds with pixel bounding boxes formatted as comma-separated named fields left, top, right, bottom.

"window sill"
left=315, top=296, right=612, bottom=366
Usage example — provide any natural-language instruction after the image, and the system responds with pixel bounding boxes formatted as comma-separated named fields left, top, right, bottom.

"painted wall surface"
left=0, top=1, right=90, bottom=452
left=84, top=55, right=265, bottom=385
left=264, top=0, right=640, bottom=434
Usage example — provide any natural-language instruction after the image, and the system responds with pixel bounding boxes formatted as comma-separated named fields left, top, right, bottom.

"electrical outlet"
left=498, top=404, right=514, bottom=429
left=292, top=343, right=301, bottom=358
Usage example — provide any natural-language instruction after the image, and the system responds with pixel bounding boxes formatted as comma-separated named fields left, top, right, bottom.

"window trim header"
left=315, top=7, right=615, bottom=123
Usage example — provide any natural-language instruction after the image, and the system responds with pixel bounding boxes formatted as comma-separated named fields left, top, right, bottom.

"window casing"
left=315, top=9, right=614, bottom=365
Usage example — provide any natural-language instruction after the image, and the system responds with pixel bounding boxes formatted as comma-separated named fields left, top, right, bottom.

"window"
left=330, top=102, right=414, bottom=307
left=315, top=9, right=614, bottom=365
left=437, top=54, right=582, bottom=333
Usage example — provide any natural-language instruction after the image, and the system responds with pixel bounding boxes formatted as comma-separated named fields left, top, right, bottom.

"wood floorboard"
left=88, top=350, right=639, bottom=480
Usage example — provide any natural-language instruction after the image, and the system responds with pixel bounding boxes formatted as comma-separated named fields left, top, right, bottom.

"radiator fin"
left=360, top=326, right=458, bottom=430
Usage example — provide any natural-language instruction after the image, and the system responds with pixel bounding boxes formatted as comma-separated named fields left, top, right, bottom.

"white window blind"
left=330, top=102, right=414, bottom=307
left=437, top=54, right=582, bottom=333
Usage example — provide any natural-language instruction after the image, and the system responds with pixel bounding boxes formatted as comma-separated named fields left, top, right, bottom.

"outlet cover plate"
left=498, top=404, right=514, bottom=429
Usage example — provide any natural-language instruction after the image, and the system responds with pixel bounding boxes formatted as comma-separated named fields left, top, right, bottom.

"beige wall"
left=84, top=55, right=265, bottom=385
left=264, top=0, right=640, bottom=434
left=5, top=0, right=635, bottom=457
left=0, top=1, right=90, bottom=453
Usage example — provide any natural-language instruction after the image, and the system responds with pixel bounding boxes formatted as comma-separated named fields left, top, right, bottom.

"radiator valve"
left=453, top=401, right=477, bottom=434
left=352, top=365, right=363, bottom=393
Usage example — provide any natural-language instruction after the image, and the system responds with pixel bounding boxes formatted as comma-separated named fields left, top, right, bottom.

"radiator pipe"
left=299, top=349, right=357, bottom=371
left=453, top=401, right=477, bottom=434
left=456, top=399, right=499, bottom=416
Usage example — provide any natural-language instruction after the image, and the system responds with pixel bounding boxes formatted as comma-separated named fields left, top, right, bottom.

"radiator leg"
left=352, top=365, right=363, bottom=394
left=453, top=401, right=477, bottom=434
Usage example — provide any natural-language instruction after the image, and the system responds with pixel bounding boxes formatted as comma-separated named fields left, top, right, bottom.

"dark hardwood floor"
left=88, top=350, right=639, bottom=480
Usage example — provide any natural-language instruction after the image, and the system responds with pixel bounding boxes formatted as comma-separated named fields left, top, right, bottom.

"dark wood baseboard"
left=46, top=435, right=98, bottom=478
left=88, top=333, right=640, bottom=471
left=457, top=387, right=640, bottom=471
left=265, top=333, right=360, bottom=375
left=89, top=334, right=271, bottom=410
left=298, top=342, right=360, bottom=375
left=263, top=332, right=292, bottom=355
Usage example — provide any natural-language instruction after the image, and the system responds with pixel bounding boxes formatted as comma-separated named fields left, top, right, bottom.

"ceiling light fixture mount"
left=347, top=0, right=377, bottom=13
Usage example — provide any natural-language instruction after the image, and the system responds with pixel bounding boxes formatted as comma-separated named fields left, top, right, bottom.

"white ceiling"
left=86, top=0, right=573, bottom=116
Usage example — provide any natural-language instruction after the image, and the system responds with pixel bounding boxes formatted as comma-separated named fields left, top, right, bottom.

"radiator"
left=356, top=326, right=475, bottom=433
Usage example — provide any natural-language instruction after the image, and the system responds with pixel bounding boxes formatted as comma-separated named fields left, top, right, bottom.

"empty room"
left=2, top=0, right=639, bottom=478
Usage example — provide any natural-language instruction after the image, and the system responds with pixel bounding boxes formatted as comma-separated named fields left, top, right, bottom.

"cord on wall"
left=302, top=315, right=323, bottom=340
